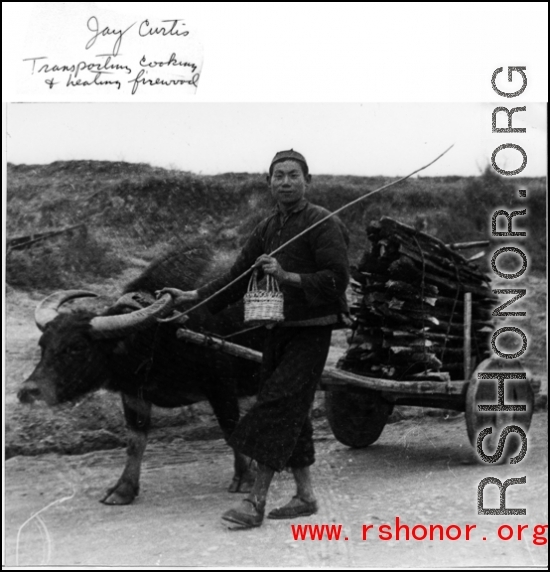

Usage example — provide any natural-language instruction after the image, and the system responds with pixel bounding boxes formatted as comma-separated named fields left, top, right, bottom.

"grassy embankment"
left=7, top=161, right=546, bottom=290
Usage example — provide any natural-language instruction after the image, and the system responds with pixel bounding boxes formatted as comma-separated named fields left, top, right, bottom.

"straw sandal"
left=267, top=495, right=318, bottom=519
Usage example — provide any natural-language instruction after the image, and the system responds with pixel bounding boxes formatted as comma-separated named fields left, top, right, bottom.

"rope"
left=166, top=145, right=455, bottom=321
left=218, top=324, right=265, bottom=340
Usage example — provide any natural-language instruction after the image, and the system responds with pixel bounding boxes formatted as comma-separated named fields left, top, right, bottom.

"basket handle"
left=247, top=269, right=259, bottom=293
left=266, top=274, right=281, bottom=293
left=247, top=269, right=281, bottom=293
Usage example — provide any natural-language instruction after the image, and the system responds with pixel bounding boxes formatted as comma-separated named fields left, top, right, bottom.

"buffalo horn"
left=35, top=290, right=99, bottom=331
left=89, top=293, right=174, bottom=337
left=110, top=292, right=154, bottom=313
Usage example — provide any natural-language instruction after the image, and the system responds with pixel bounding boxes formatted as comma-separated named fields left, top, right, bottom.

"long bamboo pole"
left=163, top=145, right=455, bottom=321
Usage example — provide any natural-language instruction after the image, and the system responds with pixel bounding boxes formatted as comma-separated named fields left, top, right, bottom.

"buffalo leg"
left=101, top=394, right=151, bottom=505
left=206, top=389, right=256, bottom=493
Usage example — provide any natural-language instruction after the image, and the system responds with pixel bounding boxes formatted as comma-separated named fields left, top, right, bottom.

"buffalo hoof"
left=100, top=481, right=139, bottom=505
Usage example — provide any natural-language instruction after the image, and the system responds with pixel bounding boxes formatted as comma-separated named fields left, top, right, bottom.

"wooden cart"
left=176, top=328, right=540, bottom=450
left=321, top=366, right=539, bottom=449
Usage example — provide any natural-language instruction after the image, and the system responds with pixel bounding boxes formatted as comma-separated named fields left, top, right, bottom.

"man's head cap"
left=269, top=149, right=309, bottom=176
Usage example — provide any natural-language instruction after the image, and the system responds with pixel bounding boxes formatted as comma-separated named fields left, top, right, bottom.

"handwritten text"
left=22, top=15, right=200, bottom=95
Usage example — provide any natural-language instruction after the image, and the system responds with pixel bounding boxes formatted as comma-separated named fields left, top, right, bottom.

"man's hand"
left=255, top=255, right=285, bottom=282
left=156, top=288, right=199, bottom=306
left=255, top=255, right=301, bottom=287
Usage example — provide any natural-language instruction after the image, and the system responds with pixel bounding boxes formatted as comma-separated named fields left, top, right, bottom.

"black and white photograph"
left=3, top=3, right=548, bottom=569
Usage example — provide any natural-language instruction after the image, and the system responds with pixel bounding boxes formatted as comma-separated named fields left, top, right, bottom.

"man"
left=162, top=149, right=349, bottom=528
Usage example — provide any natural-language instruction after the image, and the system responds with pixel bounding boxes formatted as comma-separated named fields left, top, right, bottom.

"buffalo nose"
left=17, top=385, right=41, bottom=404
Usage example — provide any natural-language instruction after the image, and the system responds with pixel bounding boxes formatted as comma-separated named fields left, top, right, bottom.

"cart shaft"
left=176, top=327, right=468, bottom=396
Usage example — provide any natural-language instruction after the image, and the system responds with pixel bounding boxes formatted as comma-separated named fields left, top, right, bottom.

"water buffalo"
left=18, top=245, right=264, bottom=505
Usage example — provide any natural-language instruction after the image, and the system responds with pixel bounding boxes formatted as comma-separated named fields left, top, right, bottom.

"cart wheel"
left=465, top=358, right=534, bottom=448
left=325, top=388, right=392, bottom=448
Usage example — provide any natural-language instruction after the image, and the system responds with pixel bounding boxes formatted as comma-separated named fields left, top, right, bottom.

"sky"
left=6, top=102, right=547, bottom=177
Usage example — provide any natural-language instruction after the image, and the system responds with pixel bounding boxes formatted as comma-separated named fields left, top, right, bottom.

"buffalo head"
left=18, top=290, right=173, bottom=405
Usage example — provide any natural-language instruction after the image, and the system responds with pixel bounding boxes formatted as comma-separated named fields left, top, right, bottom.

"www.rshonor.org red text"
left=290, top=518, right=548, bottom=545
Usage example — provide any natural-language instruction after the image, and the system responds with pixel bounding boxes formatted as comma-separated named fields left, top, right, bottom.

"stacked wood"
left=340, top=216, right=495, bottom=381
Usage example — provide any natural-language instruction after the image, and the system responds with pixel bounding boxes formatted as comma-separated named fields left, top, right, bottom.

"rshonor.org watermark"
left=289, top=519, right=548, bottom=545
left=476, top=66, right=533, bottom=515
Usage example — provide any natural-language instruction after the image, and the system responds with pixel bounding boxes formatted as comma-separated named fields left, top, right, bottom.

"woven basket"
left=244, top=271, right=284, bottom=324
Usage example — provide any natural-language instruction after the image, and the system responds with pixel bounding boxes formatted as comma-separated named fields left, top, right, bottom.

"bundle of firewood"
left=340, top=217, right=495, bottom=381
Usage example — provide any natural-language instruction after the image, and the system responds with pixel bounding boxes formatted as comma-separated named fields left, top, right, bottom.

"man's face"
left=269, top=160, right=310, bottom=210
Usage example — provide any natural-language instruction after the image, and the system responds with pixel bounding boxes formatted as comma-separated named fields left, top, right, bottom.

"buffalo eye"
left=65, top=342, right=88, bottom=356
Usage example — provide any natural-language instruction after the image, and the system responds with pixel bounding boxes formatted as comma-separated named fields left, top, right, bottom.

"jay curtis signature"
left=85, top=16, right=189, bottom=56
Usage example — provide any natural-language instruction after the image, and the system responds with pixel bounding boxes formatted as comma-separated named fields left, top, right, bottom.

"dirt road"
left=4, top=411, right=548, bottom=568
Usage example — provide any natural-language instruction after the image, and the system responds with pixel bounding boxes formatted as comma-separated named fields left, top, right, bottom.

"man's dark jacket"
left=197, top=199, right=349, bottom=325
